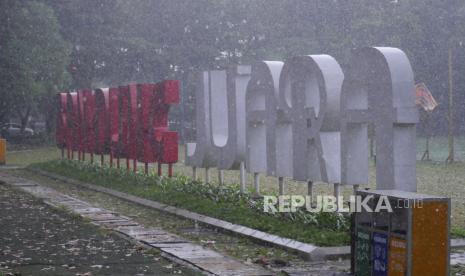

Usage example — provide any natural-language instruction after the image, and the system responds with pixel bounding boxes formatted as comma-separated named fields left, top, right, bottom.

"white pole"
left=192, top=166, right=197, bottom=180
left=307, top=180, right=313, bottom=204
left=334, top=183, right=341, bottom=210
left=353, top=184, right=359, bottom=195
left=218, top=170, right=224, bottom=186
left=205, top=168, right=210, bottom=183
left=278, top=177, right=285, bottom=195
left=253, top=172, right=260, bottom=196
left=239, top=162, right=246, bottom=193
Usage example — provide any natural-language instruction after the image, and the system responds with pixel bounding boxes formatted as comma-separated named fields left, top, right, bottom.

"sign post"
left=0, top=138, right=5, bottom=165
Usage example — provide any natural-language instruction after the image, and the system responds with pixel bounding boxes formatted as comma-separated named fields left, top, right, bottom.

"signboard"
left=109, top=87, right=120, bottom=162
left=186, top=66, right=251, bottom=170
left=356, top=228, right=371, bottom=276
left=186, top=47, right=418, bottom=192
left=82, top=90, right=95, bottom=154
left=245, top=61, right=283, bottom=176
left=388, top=237, right=407, bottom=276
left=128, top=84, right=138, bottom=164
left=373, top=232, right=388, bottom=276
left=278, top=55, right=343, bottom=182
left=152, top=80, right=179, bottom=164
left=56, top=81, right=179, bottom=174
left=137, top=83, right=156, bottom=163
left=118, top=85, right=130, bottom=159
left=94, top=88, right=110, bottom=154
left=341, top=47, right=418, bottom=191
left=66, top=92, right=80, bottom=152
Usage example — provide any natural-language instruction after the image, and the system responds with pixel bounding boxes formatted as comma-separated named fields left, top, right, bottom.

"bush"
left=31, top=159, right=350, bottom=246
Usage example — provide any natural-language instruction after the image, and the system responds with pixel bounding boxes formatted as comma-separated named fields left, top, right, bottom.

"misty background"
left=1, top=0, right=464, bottom=158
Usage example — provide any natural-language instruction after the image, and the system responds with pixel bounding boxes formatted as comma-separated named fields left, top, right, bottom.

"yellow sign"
left=388, top=237, right=406, bottom=276
left=0, top=139, right=5, bottom=165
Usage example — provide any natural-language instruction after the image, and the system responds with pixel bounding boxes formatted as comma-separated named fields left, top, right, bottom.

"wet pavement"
left=3, top=168, right=465, bottom=275
left=0, top=184, right=200, bottom=276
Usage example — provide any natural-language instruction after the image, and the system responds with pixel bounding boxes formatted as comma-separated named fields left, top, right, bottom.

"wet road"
left=0, top=184, right=199, bottom=276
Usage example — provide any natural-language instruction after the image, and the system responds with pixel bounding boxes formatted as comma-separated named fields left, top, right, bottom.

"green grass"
left=7, top=145, right=465, bottom=237
left=416, top=136, right=465, bottom=162
left=31, top=159, right=350, bottom=246
left=6, top=146, right=60, bottom=166
left=452, top=227, right=465, bottom=239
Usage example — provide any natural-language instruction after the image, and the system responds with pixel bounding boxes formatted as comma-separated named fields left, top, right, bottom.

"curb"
left=1, top=175, right=267, bottom=275
left=452, top=239, right=465, bottom=248
left=29, top=167, right=348, bottom=261
left=24, top=168, right=465, bottom=260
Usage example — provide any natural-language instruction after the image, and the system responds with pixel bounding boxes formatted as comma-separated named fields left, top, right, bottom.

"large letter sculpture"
left=82, top=90, right=96, bottom=162
left=109, top=87, right=120, bottom=167
left=137, top=84, right=157, bottom=172
left=185, top=72, right=219, bottom=171
left=129, top=85, right=139, bottom=171
left=54, top=47, right=418, bottom=191
left=56, top=81, right=179, bottom=176
left=152, top=80, right=179, bottom=176
left=186, top=66, right=251, bottom=184
left=121, top=84, right=139, bottom=171
left=94, top=88, right=110, bottom=164
left=209, top=66, right=251, bottom=171
left=66, top=92, right=80, bottom=159
left=279, top=55, right=343, bottom=184
left=245, top=61, right=284, bottom=193
left=341, top=47, right=418, bottom=192
left=118, top=85, right=131, bottom=171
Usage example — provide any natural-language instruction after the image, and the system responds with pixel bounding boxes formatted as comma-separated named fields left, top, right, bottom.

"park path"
left=3, top=168, right=465, bottom=275
left=0, top=180, right=200, bottom=275
left=0, top=171, right=272, bottom=276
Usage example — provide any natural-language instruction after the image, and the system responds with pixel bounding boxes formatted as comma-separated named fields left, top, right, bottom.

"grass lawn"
left=31, top=159, right=350, bottom=246
left=5, top=145, right=465, bottom=237
left=416, top=136, right=465, bottom=162
left=6, top=146, right=60, bottom=166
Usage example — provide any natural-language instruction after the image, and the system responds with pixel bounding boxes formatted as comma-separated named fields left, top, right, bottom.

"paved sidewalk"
left=0, top=172, right=272, bottom=276
left=4, top=168, right=465, bottom=275
left=0, top=184, right=199, bottom=276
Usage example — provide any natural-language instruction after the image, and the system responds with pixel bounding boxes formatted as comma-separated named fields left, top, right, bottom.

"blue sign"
left=373, top=232, right=388, bottom=276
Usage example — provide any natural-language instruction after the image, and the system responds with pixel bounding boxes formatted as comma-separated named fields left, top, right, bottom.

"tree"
left=0, top=0, right=71, bottom=133
left=35, top=0, right=465, bottom=143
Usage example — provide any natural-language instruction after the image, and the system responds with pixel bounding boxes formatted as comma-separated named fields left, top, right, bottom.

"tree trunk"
left=446, top=47, right=454, bottom=163
left=44, top=99, right=55, bottom=135
left=17, top=107, right=31, bottom=133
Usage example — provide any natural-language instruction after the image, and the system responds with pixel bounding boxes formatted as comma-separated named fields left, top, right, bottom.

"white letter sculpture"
left=246, top=61, right=286, bottom=194
left=210, top=66, right=251, bottom=170
left=185, top=71, right=217, bottom=170
left=278, top=55, right=343, bottom=184
left=341, top=47, right=418, bottom=192
left=185, top=66, right=251, bottom=184
left=188, top=46, right=418, bottom=194
left=246, top=61, right=284, bottom=176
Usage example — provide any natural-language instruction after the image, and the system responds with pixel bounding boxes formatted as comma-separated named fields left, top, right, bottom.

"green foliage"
left=0, top=0, right=71, bottom=129
left=452, top=227, right=465, bottom=239
left=46, top=0, right=465, bottom=137
left=31, top=159, right=350, bottom=246
left=3, top=1, right=465, bottom=136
